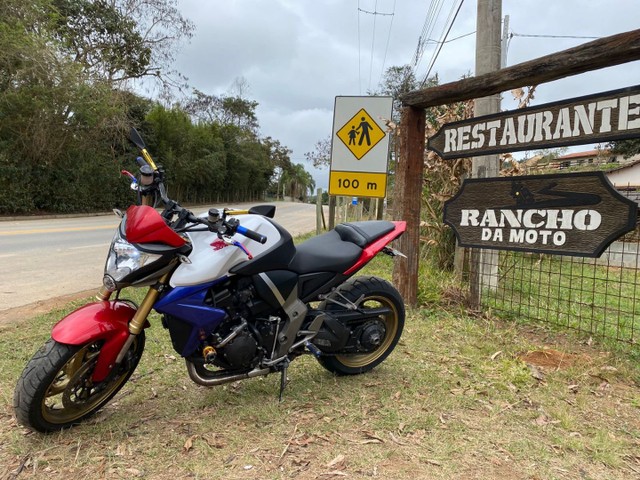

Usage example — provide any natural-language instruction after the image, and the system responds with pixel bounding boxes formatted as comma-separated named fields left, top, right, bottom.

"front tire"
left=13, top=334, right=145, bottom=432
left=317, top=276, right=405, bottom=375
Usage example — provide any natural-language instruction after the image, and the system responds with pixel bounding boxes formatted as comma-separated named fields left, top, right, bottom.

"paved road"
left=0, top=202, right=320, bottom=313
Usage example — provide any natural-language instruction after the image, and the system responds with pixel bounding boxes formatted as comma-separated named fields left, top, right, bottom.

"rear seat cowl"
left=334, top=221, right=396, bottom=248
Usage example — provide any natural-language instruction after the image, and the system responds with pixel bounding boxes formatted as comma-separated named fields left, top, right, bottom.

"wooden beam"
left=392, top=106, right=426, bottom=307
left=402, top=29, right=640, bottom=109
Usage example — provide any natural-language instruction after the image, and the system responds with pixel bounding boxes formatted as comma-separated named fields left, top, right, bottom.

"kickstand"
left=278, top=359, right=290, bottom=403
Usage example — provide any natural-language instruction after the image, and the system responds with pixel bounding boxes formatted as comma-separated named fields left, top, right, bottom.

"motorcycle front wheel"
left=13, top=334, right=145, bottom=432
left=317, top=276, right=405, bottom=375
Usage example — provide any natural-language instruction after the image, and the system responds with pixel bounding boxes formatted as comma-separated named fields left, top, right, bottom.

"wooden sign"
left=443, top=172, right=637, bottom=257
left=428, top=85, right=640, bottom=159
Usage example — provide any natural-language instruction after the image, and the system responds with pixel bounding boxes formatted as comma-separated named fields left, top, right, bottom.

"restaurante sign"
left=428, top=85, right=640, bottom=159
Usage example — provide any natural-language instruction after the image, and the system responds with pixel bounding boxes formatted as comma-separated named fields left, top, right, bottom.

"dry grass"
left=2, top=306, right=640, bottom=479
left=2, top=258, right=640, bottom=479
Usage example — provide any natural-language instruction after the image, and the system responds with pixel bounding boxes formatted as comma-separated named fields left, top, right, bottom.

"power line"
left=511, top=32, right=601, bottom=40
left=358, top=7, right=394, bottom=15
left=377, top=0, right=397, bottom=89
left=368, top=0, right=379, bottom=92
left=411, top=0, right=447, bottom=68
left=424, top=30, right=475, bottom=45
left=357, top=0, right=361, bottom=93
left=358, top=0, right=397, bottom=93
left=420, top=0, right=465, bottom=87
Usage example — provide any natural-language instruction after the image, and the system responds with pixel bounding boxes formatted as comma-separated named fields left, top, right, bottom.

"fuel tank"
left=170, top=214, right=285, bottom=286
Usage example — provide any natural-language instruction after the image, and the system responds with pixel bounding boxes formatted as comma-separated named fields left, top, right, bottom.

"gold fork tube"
left=128, top=273, right=171, bottom=335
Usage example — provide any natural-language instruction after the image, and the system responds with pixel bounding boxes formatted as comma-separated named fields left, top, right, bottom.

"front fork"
left=98, top=273, right=170, bottom=373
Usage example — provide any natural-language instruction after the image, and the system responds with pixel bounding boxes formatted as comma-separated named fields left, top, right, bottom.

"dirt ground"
left=0, top=289, right=97, bottom=327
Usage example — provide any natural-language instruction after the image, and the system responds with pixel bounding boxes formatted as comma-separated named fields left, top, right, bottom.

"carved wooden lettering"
left=428, top=85, right=640, bottom=159
left=444, top=172, right=637, bottom=257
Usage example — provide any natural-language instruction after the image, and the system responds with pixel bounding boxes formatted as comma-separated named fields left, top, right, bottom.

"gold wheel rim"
left=334, top=295, right=399, bottom=368
left=41, top=341, right=135, bottom=424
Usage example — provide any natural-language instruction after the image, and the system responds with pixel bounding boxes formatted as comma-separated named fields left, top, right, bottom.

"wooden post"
left=328, top=195, right=336, bottom=229
left=316, top=188, right=323, bottom=235
left=392, top=106, right=426, bottom=307
left=376, top=198, right=384, bottom=220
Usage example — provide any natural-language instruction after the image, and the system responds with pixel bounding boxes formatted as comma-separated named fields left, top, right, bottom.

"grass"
left=3, top=249, right=640, bottom=478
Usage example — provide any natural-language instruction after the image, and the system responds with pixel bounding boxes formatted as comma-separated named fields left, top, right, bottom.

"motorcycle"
left=13, top=128, right=407, bottom=433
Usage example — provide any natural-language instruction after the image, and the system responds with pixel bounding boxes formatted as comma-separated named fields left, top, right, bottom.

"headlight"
left=104, top=228, right=161, bottom=286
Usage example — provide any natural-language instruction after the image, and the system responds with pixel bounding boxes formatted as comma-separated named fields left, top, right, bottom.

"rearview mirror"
left=248, top=205, right=276, bottom=218
left=129, top=127, right=146, bottom=150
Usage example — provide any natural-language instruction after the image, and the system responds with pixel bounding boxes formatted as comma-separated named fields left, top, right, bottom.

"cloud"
left=172, top=0, right=640, bottom=188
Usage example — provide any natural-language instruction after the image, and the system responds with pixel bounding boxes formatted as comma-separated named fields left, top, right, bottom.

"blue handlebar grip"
left=237, top=225, right=267, bottom=244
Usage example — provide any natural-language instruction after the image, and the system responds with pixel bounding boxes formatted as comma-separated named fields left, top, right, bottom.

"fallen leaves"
left=359, top=431, right=384, bottom=444
left=526, top=363, right=546, bottom=382
left=326, top=454, right=345, bottom=468
left=533, top=413, right=560, bottom=427
left=318, top=454, right=348, bottom=477
left=124, top=467, right=144, bottom=477
left=183, top=435, right=197, bottom=453
left=182, top=433, right=226, bottom=453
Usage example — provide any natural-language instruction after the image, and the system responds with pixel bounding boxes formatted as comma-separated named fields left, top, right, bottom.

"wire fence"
left=479, top=225, right=640, bottom=344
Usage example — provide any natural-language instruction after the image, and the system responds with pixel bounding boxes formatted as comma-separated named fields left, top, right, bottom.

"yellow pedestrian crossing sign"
left=335, top=108, right=386, bottom=160
left=329, top=96, right=393, bottom=198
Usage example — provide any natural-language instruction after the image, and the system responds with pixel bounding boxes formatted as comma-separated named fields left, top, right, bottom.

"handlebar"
left=237, top=225, right=268, bottom=244
left=167, top=205, right=268, bottom=244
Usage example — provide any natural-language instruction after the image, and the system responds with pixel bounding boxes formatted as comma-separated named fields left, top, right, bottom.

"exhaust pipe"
left=185, top=361, right=270, bottom=387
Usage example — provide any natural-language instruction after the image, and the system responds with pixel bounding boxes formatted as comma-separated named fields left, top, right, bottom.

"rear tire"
left=317, top=276, right=405, bottom=375
left=13, top=334, right=145, bottom=432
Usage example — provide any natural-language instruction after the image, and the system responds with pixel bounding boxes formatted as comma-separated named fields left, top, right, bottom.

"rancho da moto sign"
left=428, top=85, right=640, bottom=159
left=444, top=172, right=637, bottom=257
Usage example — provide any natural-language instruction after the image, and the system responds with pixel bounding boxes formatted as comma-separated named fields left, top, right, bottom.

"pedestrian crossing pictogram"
left=335, top=109, right=386, bottom=160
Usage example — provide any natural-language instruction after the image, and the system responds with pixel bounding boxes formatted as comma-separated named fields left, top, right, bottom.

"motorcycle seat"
left=334, top=221, right=395, bottom=248
left=288, top=230, right=362, bottom=274
left=288, top=221, right=396, bottom=275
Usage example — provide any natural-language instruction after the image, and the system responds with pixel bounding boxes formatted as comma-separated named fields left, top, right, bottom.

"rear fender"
left=51, top=301, right=145, bottom=382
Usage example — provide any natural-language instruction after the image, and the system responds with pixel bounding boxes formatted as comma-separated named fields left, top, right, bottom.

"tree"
left=0, top=1, right=298, bottom=213
left=282, top=163, right=315, bottom=202
left=262, top=137, right=292, bottom=199
left=304, top=136, right=331, bottom=169
left=50, top=0, right=194, bottom=88
left=184, top=89, right=259, bottom=134
left=608, top=139, right=640, bottom=159
left=532, top=147, right=569, bottom=165
left=0, top=0, right=141, bottom=213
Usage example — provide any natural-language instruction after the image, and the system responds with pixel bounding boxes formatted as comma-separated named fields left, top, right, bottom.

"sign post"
left=329, top=96, right=393, bottom=199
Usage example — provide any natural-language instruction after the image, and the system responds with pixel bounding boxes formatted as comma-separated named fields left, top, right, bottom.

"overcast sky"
left=173, top=0, right=640, bottom=189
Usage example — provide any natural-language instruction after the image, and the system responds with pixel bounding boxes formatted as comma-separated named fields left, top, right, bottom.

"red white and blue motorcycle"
left=14, top=129, right=407, bottom=432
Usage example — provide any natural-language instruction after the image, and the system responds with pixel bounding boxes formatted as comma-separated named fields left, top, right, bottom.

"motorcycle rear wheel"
left=317, top=276, right=405, bottom=375
left=13, top=334, right=145, bottom=432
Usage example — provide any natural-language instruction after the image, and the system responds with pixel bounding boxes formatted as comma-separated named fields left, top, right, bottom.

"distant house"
left=605, top=158, right=640, bottom=189
left=526, top=149, right=640, bottom=176
left=519, top=149, right=640, bottom=200
left=553, top=149, right=628, bottom=170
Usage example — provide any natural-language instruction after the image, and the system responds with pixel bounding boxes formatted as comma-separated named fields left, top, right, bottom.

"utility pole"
left=470, top=0, right=502, bottom=306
